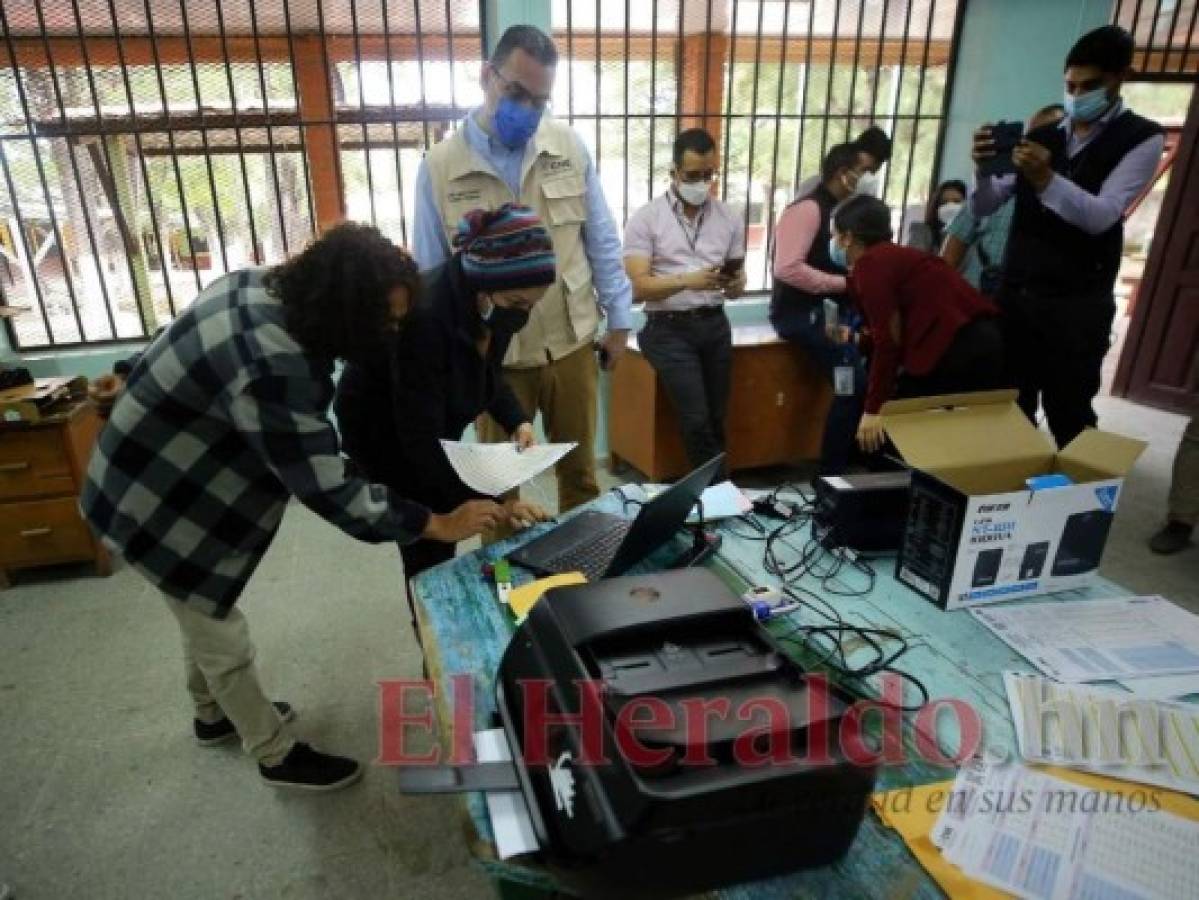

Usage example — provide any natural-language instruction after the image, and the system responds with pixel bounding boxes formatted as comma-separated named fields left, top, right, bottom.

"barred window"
left=0, top=0, right=482, bottom=349
left=550, top=0, right=965, bottom=292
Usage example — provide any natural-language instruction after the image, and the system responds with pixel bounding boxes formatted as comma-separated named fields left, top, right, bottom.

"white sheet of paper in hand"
left=440, top=440, right=576, bottom=496
left=473, top=728, right=539, bottom=859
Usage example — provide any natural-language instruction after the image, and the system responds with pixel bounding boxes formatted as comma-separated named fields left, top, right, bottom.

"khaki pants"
left=164, top=595, right=294, bottom=765
left=1169, top=414, right=1199, bottom=527
left=478, top=342, right=601, bottom=523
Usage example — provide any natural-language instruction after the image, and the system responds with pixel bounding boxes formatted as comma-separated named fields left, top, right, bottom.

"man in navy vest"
left=970, top=25, right=1163, bottom=448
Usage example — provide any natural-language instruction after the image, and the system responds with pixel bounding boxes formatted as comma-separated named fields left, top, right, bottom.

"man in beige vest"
left=412, top=24, right=632, bottom=515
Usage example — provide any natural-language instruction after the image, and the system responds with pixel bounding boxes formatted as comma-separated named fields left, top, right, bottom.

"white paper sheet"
left=1118, top=673, right=1199, bottom=701
left=473, top=728, right=539, bottom=860
left=1003, top=670, right=1199, bottom=796
left=970, top=596, right=1199, bottom=682
left=440, top=440, right=575, bottom=496
left=934, top=756, right=1199, bottom=900
left=641, top=480, right=753, bottom=523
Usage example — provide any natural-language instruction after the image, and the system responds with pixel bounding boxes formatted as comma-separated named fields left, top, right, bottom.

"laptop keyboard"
left=542, top=521, right=631, bottom=581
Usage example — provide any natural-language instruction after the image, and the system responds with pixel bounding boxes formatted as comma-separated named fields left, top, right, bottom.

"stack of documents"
left=971, top=596, right=1199, bottom=684
left=473, top=728, right=538, bottom=859
left=1004, top=671, right=1199, bottom=796
left=930, top=756, right=1199, bottom=899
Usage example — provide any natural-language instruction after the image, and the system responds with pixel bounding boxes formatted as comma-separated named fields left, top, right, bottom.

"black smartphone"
left=719, top=257, right=744, bottom=278
left=978, top=121, right=1024, bottom=176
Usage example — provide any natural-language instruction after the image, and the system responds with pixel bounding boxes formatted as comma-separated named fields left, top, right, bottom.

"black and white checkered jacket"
left=81, top=268, right=430, bottom=617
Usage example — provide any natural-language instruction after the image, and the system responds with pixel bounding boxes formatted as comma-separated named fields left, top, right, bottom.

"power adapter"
left=752, top=497, right=796, bottom=520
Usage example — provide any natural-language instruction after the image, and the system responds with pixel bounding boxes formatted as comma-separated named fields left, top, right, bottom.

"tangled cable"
left=717, top=482, right=930, bottom=712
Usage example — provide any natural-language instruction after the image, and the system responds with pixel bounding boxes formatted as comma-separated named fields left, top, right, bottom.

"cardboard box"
left=881, top=391, right=1145, bottom=610
left=0, top=376, right=88, bottom=424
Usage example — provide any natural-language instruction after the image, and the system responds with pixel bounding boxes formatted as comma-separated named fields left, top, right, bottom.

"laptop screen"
left=605, top=454, right=724, bottom=577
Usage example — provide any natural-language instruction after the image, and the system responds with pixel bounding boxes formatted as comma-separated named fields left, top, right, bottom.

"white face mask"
left=854, top=171, right=880, bottom=196
left=675, top=180, right=711, bottom=208
left=937, top=201, right=963, bottom=225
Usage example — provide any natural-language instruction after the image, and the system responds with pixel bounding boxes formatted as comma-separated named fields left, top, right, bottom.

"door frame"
left=1112, top=83, right=1199, bottom=414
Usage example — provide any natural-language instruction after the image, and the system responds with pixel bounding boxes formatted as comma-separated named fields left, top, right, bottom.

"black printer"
left=493, top=568, right=877, bottom=897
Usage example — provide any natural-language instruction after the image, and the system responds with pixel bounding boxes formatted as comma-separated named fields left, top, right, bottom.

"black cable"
left=610, top=485, right=644, bottom=515
left=715, top=493, right=929, bottom=712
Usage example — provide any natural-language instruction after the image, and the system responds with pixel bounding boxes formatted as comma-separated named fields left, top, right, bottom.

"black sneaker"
left=259, top=742, right=363, bottom=792
left=194, top=701, right=295, bottom=746
left=1150, top=521, right=1194, bottom=555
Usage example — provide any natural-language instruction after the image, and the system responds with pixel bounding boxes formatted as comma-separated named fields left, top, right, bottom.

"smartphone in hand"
left=978, top=121, right=1024, bottom=176
left=719, top=257, right=744, bottom=278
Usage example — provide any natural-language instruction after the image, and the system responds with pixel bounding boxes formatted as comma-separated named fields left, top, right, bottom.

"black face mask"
left=487, top=305, right=531, bottom=334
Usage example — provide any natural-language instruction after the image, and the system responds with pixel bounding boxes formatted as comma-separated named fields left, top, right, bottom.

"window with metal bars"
left=551, top=0, right=965, bottom=293
left=0, top=0, right=483, bottom=350
left=1112, top=0, right=1199, bottom=80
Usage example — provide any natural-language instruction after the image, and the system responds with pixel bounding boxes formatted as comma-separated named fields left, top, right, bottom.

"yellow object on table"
left=872, top=780, right=1010, bottom=900
left=508, top=572, right=587, bottom=620
left=872, top=767, right=1199, bottom=900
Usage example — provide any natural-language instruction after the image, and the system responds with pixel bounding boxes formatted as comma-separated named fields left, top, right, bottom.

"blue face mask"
left=828, top=236, right=849, bottom=270
left=493, top=97, right=543, bottom=149
left=1064, top=87, right=1112, bottom=124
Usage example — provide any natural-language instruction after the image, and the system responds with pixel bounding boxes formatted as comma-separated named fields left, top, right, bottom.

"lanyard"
left=670, top=196, right=706, bottom=255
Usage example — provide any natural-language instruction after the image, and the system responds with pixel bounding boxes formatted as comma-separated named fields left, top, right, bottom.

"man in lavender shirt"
left=623, top=129, right=747, bottom=479
left=971, top=25, right=1163, bottom=448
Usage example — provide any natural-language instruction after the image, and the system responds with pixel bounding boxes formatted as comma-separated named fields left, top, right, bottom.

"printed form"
left=440, top=440, right=576, bottom=496
left=933, top=756, right=1199, bottom=900
left=971, top=597, right=1199, bottom=682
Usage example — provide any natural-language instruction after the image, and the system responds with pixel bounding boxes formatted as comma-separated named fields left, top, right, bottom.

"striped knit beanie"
left=453, top=204, right=556, bottom=293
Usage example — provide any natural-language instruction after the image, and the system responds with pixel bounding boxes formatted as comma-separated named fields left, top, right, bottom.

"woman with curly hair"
left=336, top=204, right=554, bottom=596
left=81, top=222, right=505, bottom=793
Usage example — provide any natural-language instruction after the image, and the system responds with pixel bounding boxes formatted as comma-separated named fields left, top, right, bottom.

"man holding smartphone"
left=624, top=128, right=747, bottom=478
left=970, top=25, right=1163, bottom=448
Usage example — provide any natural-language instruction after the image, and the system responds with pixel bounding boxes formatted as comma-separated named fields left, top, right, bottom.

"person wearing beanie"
left=335, top=204, right=554, bottom=621
left=412, top=25, right=633, bottom=523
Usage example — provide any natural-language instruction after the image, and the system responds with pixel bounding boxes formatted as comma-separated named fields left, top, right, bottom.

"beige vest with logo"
left=424, top=116, right=601, bottom=369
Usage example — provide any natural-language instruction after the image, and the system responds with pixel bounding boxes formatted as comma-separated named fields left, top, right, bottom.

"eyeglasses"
left=677, top=170, right=718, bottom=184
left=490, top=65, right=552, bottom=111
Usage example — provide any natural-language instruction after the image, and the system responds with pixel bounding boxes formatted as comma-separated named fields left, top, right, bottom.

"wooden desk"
left=609, top=323, right=831, bottom=480
left=409, top=492, right=1134, bottom=898
left=0, top=400, right=110, bottom=587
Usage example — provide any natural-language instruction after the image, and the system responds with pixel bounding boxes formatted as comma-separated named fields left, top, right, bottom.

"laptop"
left=508, top=454, right=724, bottom=582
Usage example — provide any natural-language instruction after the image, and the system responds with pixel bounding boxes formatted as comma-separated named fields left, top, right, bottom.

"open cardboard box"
left=880, top=390, right=1145, bottom=610
left=0, top=376, right=88, bottom=424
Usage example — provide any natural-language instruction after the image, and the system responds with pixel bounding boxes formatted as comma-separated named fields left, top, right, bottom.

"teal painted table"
left=410, top=492, right=1132, bottom=898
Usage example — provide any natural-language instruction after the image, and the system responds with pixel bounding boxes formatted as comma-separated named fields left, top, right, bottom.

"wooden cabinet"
left=609, top=324, right=832, bottom=480
left=0, top=401, right=111, bottom=587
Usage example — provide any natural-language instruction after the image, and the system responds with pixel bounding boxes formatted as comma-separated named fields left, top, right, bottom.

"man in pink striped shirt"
left=770, top=143, right=872, bottom=474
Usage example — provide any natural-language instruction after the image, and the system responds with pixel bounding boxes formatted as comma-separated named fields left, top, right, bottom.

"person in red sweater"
left=829, top=195, right=1005, bottom=452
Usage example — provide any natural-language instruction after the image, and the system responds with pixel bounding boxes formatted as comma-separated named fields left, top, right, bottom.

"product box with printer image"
left=878, top=390, right=1145, bottom=611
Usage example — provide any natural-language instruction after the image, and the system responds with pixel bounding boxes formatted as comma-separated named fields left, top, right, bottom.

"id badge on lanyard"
left=834, top=365, right=856, bottom=397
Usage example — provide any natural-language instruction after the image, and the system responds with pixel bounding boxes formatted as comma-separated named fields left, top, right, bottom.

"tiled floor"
left=0, top=393, right=1194, bottom=899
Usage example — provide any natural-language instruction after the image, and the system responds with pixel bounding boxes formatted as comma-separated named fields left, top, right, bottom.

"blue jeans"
left=771, top=301, right=866, bottom=476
